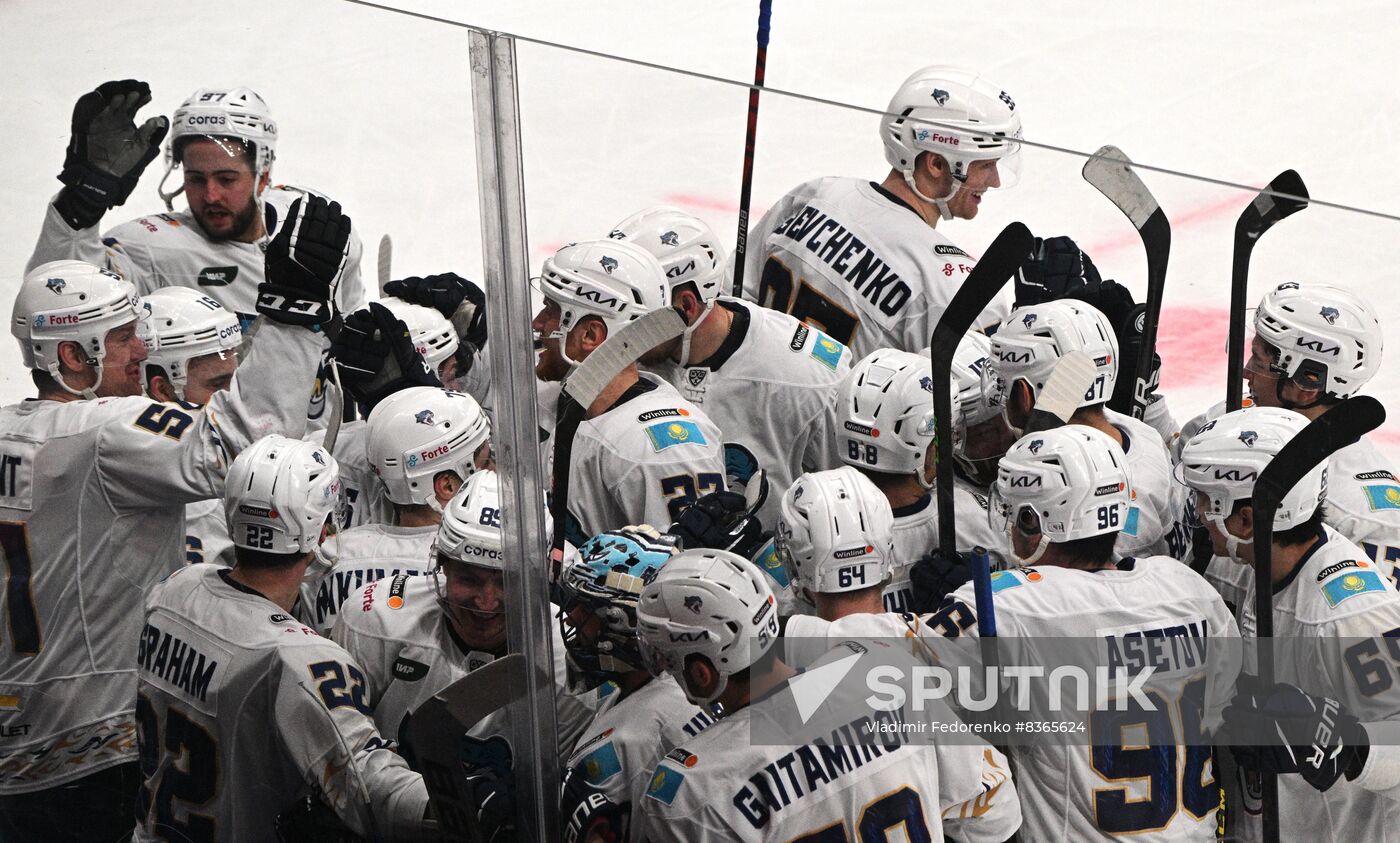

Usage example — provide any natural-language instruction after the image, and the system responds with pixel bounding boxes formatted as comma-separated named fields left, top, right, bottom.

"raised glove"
left=259, top=195, right=352, bottom=327
left=909, top=549, right=974, bottom=613
left=384, top=273, right=489, bottom=348
left=330, top=302, right=441, bottom=412
left=1014, top=235, right=1103, bottom=306
left=668, top=486, right=769, bottom=561
left=1222, top=676, right=1368, bottom=793
left=56, top=79, right=170, bottom=228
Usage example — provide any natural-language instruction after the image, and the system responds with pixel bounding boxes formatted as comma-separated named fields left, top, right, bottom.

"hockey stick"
left=1226, top=172, right=1308, bottom=411
left=1082, top=145, right=1170, bottom=421
left=1250, top=394, right=1384, bottom=843
left=729, top=0, right=773, bottom=298
left=549, top=307, right=688, bottom=578
left=1020, top=351, right=1098, bottom=436
left=377, top=233, right=393, bottom=295
left=931, top=222, right=1033, bottom=558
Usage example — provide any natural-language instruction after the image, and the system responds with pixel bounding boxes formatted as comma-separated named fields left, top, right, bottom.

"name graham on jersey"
left=733, top=708, right=908, bottom=828
left=137, top=622, right=219, bottom=703
left=773, top=206, right=912, bottom=317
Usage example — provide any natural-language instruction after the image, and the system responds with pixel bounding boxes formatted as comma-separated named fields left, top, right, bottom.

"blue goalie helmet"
left=557, top=526, right=677, bottom=687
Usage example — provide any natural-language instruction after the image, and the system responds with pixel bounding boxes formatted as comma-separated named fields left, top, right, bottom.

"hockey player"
left=609, top=205, right=848, bottom=526
left=0, top=197, right=346, bottom=839
left=302, top=386, right=491, bottom=634
left=27, top=81, right=366, bottom=326
left=134, top=435, right=431, bottom=841
left=836, top=341, right=1012, bottom=598
left=924, top=426, right=1239, bottom=840
left=380, top=273, right=493, bottom=410
left=332, top=470, right=594, bottom=753
left=634, top=549, right=951, bottom=841
left=141, top=286, right=245, bottom=567
left=776, top=467, right=1022, bottom=843
left=557, top=526, right=718, bottom=843
left=736, top=66, right=1020, bottom=359
left=532, top=239, right=725, bottom=541
left=1242, top=282, right=1400, bottom=569
left=986, top=298, right=1190, bottom=560
left=1177, top=405, right=1400, bottom=841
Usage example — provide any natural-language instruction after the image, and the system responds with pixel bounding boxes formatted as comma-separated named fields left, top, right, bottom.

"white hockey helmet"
left=365, top=387, right=490, bottom=509
left=141, top=287, right=241, bottom=400
left=953, top=331, right=999, bottom=427
left=379, top=297, right=460, bottom=371
left=1175, top=407, right=1323, bottom=554
left=776, top=467, right=895, bottom=596
left=225, top=434, right=343, bottom=555
left=158, top=87, right=278, bottom=209
left=986, top=300, right=1119, bottom=421
left=434, top=470, right=505, bottom=571
left=537, top=239, right=669, bottom=368
left=12, top=260, right=144, bottom=399
left=636, top=549, right=780, bottom=706
left=837, top=348, right=960, bottom=487
left=608, top=205, right=726, bottom=303
left=1252, top=282, right=1382, bottom=401
left=990, top=426, right=1132, bottom=566
left=881, top=65, right=1023, bottom=220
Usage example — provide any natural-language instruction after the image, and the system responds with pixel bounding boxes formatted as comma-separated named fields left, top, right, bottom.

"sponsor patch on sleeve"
left=579, top=740, right=623, bottom=785
left=646, top=420, right=706, bottom=451
left=645, top=765, right=686, bottom=805
left=1321, top=568, right=1388, bottom=607
left=934, top=244, right=970, bottom=258
left=810, top=333, right=846, bottom=370
left=1363, top=484, right=1400, bottom=511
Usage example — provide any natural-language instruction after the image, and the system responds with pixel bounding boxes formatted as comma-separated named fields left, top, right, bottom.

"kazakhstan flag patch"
left=645, top=765, right=686, bottom=805
left=990, top=570, right=1025, bottom=593
left=753, top=538, right=791, bottom=588
left=646, top=420, right=705, bottom=451
left=1322, top=569, right=1387, bottom=607
left=579, top=740, right=623, bottom=785
left=810, top=333, right=846, bottom=371
left=1122, top=506, right=1141, bottom=537
left=1363, top=484, right=1400, bottom=511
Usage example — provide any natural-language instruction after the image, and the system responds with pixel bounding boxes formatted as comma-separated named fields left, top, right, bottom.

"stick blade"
left=1082, top=145, right=1158, bottom=229
left=1239, top=170, right=1309, bottom=240
left=376, top=234, right=393, bottom=295
left=1022, top=351, right=1097, bottom=434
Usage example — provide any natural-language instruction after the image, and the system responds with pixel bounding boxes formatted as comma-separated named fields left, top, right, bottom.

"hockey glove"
left=259, top=195, right=352, bottom=327
left=461, top=735, right=516, bottom=843
left=667, top=487, right=769, bottom=561
left=330, top=302, right=441, bottom=413
left=56, top=79, right=170, bottom=228
left=384, top=273, right=489, bottom=349
left=560, top=762, right=629, bottom=843
left=1222, top=676, right=1368, bottom=793
left=1064, top=278, right=1164, bottom=409
left=909, top=549, right=974, bottom=613
left=1013, top=235, right=1104, bottom=306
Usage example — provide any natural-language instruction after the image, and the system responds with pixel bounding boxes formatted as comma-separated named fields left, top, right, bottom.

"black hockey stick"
left=1082, top=145, right=1170, bottom=420
left=730, top=0, right=774, bottom=298
left=549, top=307, right=688, bottom=578
left=931, top=222, right=1033, bottom=558
left=1250, top=394, right=1385, bottom=843
left=1226, top=172, right=1309, bottom=411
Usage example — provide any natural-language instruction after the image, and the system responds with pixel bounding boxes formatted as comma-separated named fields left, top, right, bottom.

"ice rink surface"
left=4, top=0, right=1400, bottom=456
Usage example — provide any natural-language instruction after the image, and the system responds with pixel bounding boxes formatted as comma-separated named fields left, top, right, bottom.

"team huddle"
left=1, top=64, right=1398, bottom=843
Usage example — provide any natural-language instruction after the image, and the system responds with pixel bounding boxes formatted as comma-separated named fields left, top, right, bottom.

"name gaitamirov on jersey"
left=773, top=206, right=912, bottom=317
left=137, top=622, right=219, bottom=703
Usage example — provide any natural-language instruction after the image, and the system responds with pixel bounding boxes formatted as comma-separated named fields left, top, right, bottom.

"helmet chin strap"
left=1209, top=513, right=1253, bottom=561
left=677, top=299, right=716, bottom=368
left=47, top=358, right=102, bottom=401
left=1008, top=528, right=1050, bottom=567
left=902, top=169, right=963, bottom=223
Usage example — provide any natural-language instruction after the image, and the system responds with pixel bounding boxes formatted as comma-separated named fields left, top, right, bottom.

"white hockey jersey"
left=647, top=298, right=850, bottom=529
left=331, top=574, right=594, bottom=755
left=133, top=564, right=427, bottom=842
left=299, top=524, right=434, bottom=635
left=1233, top=526, right=1400, bottom=843
left=27, top=185, right=367, bottom=324
left=935, top=558, right=1240, bottom=842
left=1324, top=437, right=1400, bottom=574
left=562, top=675, right=717, bottom=843
left=637, top=641, right=950, bottom=842
left=735, top=177, right=1009, bottom=360
left=883, top=480, right=1010, bottom=614
left=0, top=319, right=321, bottom=794
left=563, top=375, right=726, bottom=544
left=184, top=497, right=234, bottom=567
left=1104, top=411, right=1191, bottom=561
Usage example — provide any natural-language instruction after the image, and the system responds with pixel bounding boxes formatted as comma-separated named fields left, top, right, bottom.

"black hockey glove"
left=384, top=272, right=489, bottom=349
left=668, top=486, right=769, bottom=561
left=330, top=302, right=441, bottom=413
left=259, top=195, right=352, bottom=327
left=561, top=762, right=630, bottom=843
left=909, top=549, right=975, bottom=613
left=1014, top=235, right=1104, bottom=306
left=55, top=79, right=170, bottom=228
left=1069, top=279, right=1163, bottom=409
left=461, top=735, right=517, bottom=843
left=1222, top=676, right=1369, bottom=793
left=274, top=794, right=356, bottom=843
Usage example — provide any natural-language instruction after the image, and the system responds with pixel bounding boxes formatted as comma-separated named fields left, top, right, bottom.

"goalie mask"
left=776, top=467, right=895, bottom=597
left=637, top=549, right=779, bottom=706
